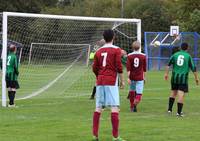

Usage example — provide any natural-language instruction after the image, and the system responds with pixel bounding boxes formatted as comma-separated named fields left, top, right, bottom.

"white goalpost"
left=1, top=12, right=141, bottom=107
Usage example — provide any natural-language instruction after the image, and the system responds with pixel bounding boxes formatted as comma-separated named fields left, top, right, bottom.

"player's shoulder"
left=8, top=53, right=15, bottom=57
left=101, top=44, right=119, bottom=49
left=175, top=50, right=190, bottom=57
left=128, top=51, right=146, bottom=57
left=97, top=44, right=120, bottom=53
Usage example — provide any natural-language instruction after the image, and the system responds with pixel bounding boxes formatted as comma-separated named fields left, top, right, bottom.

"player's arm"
left=164, top=55, right=173, bottom=81
left=14, top=56, right=19, bottom=75
left=189, top=56, right=199, bottom=85
left=92, top=53, right=99, bottom=77
left=126, top=56, right=131, bottom=85
left=116, top=48, right=125, bottom=89
left=143, top=56, right=147, bottom=83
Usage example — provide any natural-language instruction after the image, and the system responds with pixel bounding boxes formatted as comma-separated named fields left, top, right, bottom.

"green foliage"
left=188, top=9, right=200, bottom=32
left=0, top=0, right=43, bottom=13
left=124, top=0, right=171, bottom=32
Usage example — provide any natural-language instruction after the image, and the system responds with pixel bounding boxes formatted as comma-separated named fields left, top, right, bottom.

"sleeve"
left=168, top=55, right=174, bottom=66
left=116, top=48, right=123, bottom=73
left=92, top=53, right=99, bottom=76
left=126, top=56, right=131, bottom=72
left=14, top=56, right=19, bottom=75
left=143, top=55, right=147, bottom=72
left=189, top=56, right=196, bottom=72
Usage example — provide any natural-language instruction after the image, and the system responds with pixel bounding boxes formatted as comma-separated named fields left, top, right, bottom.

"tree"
left=0, top=0, right=43, bottom=13
left=175, top=0, right=200, bottom=31
left=124, top=0, right=172, bottom=32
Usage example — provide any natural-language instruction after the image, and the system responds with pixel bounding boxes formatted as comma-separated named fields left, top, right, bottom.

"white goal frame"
left=28, top=42, right=91, bottom=66
left=2, top=12, right=141, bottom=107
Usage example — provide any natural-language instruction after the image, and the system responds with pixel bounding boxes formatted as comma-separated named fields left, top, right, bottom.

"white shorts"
left=96, top=85, right=119, bottom=108
left=130, top=80, right=144, bottom=94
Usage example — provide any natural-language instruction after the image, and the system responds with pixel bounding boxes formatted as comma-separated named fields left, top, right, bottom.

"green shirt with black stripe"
left=168, top=50, right=196, bottom=84
left=6, top=52, right=19, bottom=81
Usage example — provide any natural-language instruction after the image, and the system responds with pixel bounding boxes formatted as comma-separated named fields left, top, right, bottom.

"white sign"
left=170, top=26, right=179, bottom=36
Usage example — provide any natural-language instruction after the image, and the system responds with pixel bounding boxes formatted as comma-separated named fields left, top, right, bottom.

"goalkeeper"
left=6, top=44, right=20, bottom=107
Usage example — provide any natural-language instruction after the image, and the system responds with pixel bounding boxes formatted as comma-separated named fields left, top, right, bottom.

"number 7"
left=101, top=52, right=107, bottom=67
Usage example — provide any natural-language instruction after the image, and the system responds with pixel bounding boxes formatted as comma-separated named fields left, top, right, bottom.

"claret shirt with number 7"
left=126, top=51, right=147, bottom=81
left=92, top=43, right=123, bottom=85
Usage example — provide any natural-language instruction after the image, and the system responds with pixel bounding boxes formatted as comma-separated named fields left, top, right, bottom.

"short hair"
left=132, top=41, right=141, bottom=51
left=103, top=29, right=114, bottom=43
left=9, top=44, right=17, bottom=52
left=181, top=42, right=188, bottom=50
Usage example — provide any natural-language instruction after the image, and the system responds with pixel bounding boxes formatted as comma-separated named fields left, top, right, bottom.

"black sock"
left=177, top=103, right=183, bottom=114
left=10, top=91, right=16, bottom=105
left=91, top=86, right=96, bottom=98
left=168, top=97, right=175, bottom=111
left=8, top=91, right=12, bottom=105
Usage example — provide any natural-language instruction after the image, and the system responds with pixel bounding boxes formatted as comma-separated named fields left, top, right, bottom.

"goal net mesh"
left=145, top=32, right=200, bottom=70
left=1, top=13, right=139, bottom=100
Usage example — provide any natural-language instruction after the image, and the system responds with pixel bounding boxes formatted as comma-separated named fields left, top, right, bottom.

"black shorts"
left=6, top=80, right=20, bottom=89
left=171, top=83, right=188, bottom=93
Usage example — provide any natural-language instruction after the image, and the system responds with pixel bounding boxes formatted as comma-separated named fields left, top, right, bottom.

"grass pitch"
left=0, top=66, right=200, bottom=141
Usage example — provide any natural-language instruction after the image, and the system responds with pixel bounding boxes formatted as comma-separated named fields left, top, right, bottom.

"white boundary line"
left=16, top=53, right=82, bottom=100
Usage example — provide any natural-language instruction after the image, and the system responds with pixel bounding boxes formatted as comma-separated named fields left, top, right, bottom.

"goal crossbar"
left=3, top=12, right=141, bottom=23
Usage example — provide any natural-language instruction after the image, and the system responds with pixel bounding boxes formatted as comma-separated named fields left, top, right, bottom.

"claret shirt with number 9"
left=92, top=43, right=123, bottom=85
left=126, top=51, right=146, bottom=81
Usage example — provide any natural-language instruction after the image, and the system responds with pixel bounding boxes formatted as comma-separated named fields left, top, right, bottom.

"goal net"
left=145, top=32, right=200, bottom=70
left=1, top=12, right=141, bottom=106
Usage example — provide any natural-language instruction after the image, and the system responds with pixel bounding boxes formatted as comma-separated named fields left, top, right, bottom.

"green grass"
left=0, top=66, right=200, bottom=141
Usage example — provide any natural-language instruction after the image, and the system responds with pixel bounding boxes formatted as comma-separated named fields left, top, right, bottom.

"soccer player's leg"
left=104, top=86, right=125, bottom=140
left=129, top=81, right=136, bottom=111
left=177, top=90, right=184, bottom=117
left=176, top=84, right=188, bottom=117
left=6, top=76, right=15, bottom=107
left=168, top=83, right=178, bottom=113
left=90, top=85, right=96, bottom=100
left=8, top=81, right=19, bottom=107
left=92, top=86, right=104, bottom=140
left=133, top=80, right=144, bottom=112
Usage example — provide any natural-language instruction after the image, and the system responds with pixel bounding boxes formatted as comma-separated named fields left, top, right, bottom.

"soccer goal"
left=144, top=32, right=200, bottom=70
left=1, top=12, right=141, bottom=107
left=28, top=42, right=91, bottom=66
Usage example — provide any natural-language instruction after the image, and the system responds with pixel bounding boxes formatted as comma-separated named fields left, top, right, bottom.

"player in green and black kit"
left=164, top=43, right=199, bottom=117
left=6, top=44, right=19, bottom=107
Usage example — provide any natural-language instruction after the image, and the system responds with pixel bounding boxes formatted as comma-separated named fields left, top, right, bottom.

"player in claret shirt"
left=92, top=29, right=125, bottom=141
left=126, top=41, right=147, bottom=112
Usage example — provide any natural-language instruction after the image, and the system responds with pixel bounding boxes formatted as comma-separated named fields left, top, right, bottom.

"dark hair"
left=103, top=29, right=114, bottom=43
left=181, top=42, right=188, bottom=50
left=9, top=44, right=16, bottom=52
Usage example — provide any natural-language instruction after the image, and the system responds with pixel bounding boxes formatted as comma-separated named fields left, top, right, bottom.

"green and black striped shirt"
left=168, top=50, right=196, bottom=84
left=6, top=52, right=19, bottom=81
